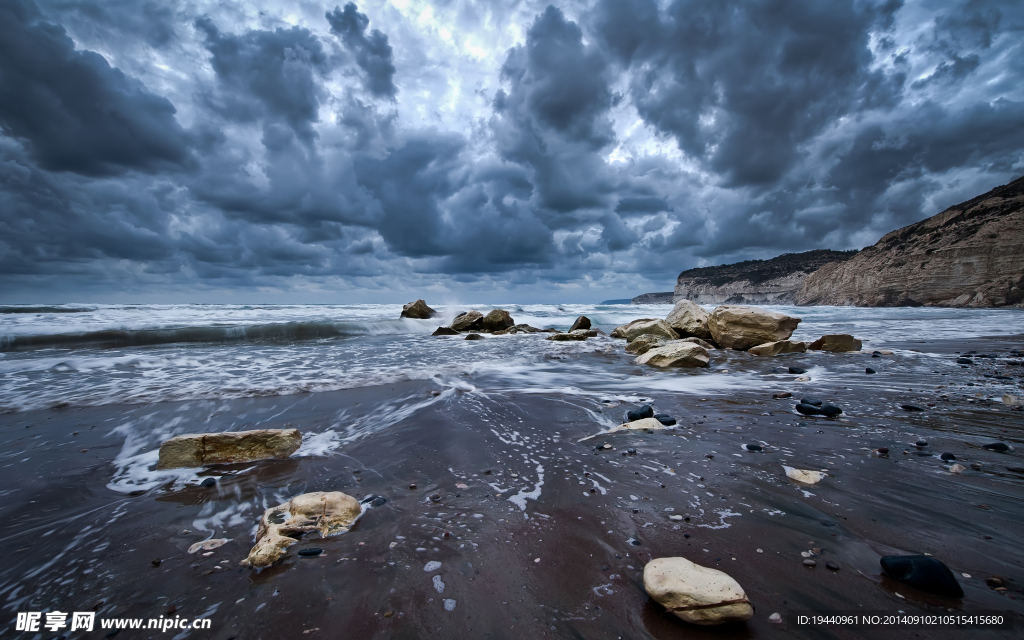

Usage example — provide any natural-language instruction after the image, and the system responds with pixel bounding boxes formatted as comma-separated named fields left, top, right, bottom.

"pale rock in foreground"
left=707, top=305, right=801, bottom=350
left=400, top=299, right=437, bottom=319
left=241, top=491, right=361, bottom=568
left=625, top=335, right=667, bottom=355
left=621, top=319, right=679, bottom=343
left=808, top=334, right=862, bottom=352
left=783, top=466, right=825, bottom=484
left=679, top=336, right=716, bottom=350
left=157, top=429, right=301, bottom=469
left=609, top=417, right=665, bottom=433
left=748, top=340, right=807, bottom=357
left=665, top=300, right=712, bottom=340
left=643, top=557, right=754, bottom=625
left=635, top=342, right=710, bottom=368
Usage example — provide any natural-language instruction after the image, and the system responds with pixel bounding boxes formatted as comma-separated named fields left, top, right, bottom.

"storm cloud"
left=0, top=0, right=1021, bottom=302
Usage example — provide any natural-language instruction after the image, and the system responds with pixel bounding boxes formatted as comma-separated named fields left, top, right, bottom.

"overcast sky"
left=1, top=0, right=1022, bottom=303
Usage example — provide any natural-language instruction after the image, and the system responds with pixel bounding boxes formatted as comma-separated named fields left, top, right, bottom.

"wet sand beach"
left=1, top=329, right=1022, bottom=639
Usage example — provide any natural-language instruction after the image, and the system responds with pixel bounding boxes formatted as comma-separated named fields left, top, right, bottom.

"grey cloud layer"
left=1, top=0, right=1021, bottom=301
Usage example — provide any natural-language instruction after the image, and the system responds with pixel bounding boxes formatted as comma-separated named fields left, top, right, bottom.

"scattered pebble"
left=901, top=404, right=924, bottom=412
left=200, top=477, right=217, bottom=488
left=982, top=442, right=1011, bottom=452
left=949, top=464, right=966, bottom=474
left=423, top=561, right=442, bottom=572
left=769, top=612, right=782, bottom=624
left=298, top=548, right=323, bottom=557
left=865, top=367, right=876, bottom=374
left=940, top=452, right=956, bottom=461
left=826, top=562, right=840, bottom=571
left=803, top=559, right=816, bottom=567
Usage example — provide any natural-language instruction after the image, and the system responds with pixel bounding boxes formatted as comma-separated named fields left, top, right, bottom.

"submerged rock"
left=748, top=340, right=806, bottom=356
left=788, top=366, right=807, bottom=374
left=635, top=342, right=710, bottom=368
left=569, top=315, right=592, bottom=332
left=772, top=392, right=792, bottom=399
left=241, top=491, right=361, bottom=569
left=625, top=335, right=667, bottom=355
left=643, top=557, right=754, bottom=625
left=982, top=442, right=1012, bottom=452
left=880, top=555, right=964, bottom=598
left=401, top=299, right=437, bottom=319
left=901, top=404, right=924, bottom=412
left=665, top=300, right=712, bottom=340
left=481, top=309, right=514, bottom=332
left=546, top=332, right=587, bottom=341
left=865, top=367, right=876, bottom=374
left=707, top=305, right=801, bottom=350
left=808, top=334, right=862, bottom=352
left=157, top=429, right=301, bottom=469
left=795, top=403, right=821, bottom=416
left=465, top=334, right=484, bottom=340
left=450, top=311, right=484, bottom=332
left=784, top=467, right=824, bottom=484
left=432, top=326, right=459, bottom=336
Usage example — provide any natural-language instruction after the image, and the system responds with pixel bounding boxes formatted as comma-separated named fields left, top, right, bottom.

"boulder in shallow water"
left=401, top=299, right=437, bottom=319
left=665, top=300, right=712, bottom=340
left=622, top=319, right=679, bottom=343
left=610, top=417, right=665, bottom=433
left=158, top=429, right=301, bottom=469
left=625, top=335, right=667, bottom=355
left=748, top=340, right=807, bottom=357
left=635, top=342, right=710, bottom=368
left=680, top=336, right=716, bottom=349
left=879, top=555, right=963, bottom=598
left=569, top=315, right=592, bottom=332
left=707, top=305, right=801, bottom=350
left=481, top=309, right=514, bottom=332
left=643, top=556, right=754, bottom=625
left=808, top=334, right=862, bottom=352
left=610, top=318, right=655, bottom=339
left=819, top=404, right=842, bottom=417
left=432, top=326, right=459, bottom=336
left=784, top=466, right=824, bottom=484
left=546, top=332, right=587, bottom=341
left=795, top=403, right=821, bottom=416
left=450, top=311, right=484, bottom=332
left=494, top=324, right=545, bottom=335
left=465, top=333, right=484, bottom=340
left=241, top=491, right=362, bottom=569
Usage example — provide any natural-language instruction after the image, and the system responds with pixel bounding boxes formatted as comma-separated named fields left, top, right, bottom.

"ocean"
left=1, top=303, right=1022, bottom=638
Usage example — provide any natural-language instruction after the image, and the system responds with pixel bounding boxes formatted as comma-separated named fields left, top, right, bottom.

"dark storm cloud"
left=195, top=17, right=329, bottom=143
left=39, top=0, right=179, bottom=48
left=0, top=0, right=191, bottom=176
left=491, top=5, right=615, bottom=213
left=591, top=0, right=904, bottom=187
left=326, top=3, right=398, bottom=99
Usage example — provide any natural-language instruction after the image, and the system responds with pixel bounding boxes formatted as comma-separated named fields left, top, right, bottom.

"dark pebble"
left=982, top=443, right=1010, bottom=452
left=366, top=496, right=387, bottom=507
left=409, top=483, right=417, bottom=489
left=994, top=375, right=1012, bottom=380
left=880, top=555, right=963, bottom=598
left=1006, top=466, right=1024, bottom=474
left=430, top=493, right=441, bottom=502
left=653, top=414, right=676, bottom=426
left=200, top=477, right=217, bottom=488
left=151, top=559, right=161, bottom=567
left=956, top=358, right=973, bottom=365
left=872, top=351, right=882, bottom=357
left=627, top=404, right=655, bottom=421
left=745, top=444, right=763, bottom=452
left=789, top=367, right=807, bottom=374
left=626, top=448, right=637, bottom=455
left=901, top=404, right=924, bottom=412
left=795, top=403, right=821, bottom=416
left=683, top=533, right=690, bottom=538
left=915, top=440, right=928, bottom=447
left=297, top=548, right=323, bottom=557
left=865, top=367, right=876, bottom=374
left=431, top=326, right=458, bottom=336
left=801, top=397, right=823, bottom=406
left=826, top=561, right=840, bottom=571
left=940, top=452, right=956, bottom=461
left=772, top=392, right=792, bottom=399
left=820, top=405, right=843, bottom=417
left=877, top=447, right=889, bottom=454
left=629, top=539, right=642, bottom=546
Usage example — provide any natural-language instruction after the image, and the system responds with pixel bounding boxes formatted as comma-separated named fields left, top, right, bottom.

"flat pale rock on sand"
left=783, top=466, right=825, bottom=484
left=643, top=557, right=754, bottom=625
left=157, top=428, right=301, bottom=469
left=241, top=491, right=362, bottom=569
left=609, top=417, right=665, bottom=433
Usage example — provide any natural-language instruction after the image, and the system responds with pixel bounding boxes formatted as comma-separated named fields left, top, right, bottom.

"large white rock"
left=610, top=318, right=656, bottom=339
left=708, top=305, right=801, bottom=350
left=609, top=417, right=665, bottom=433
left=622, top=319, right=679, bottom=343
left=635, top=342, right=710, bottom=368
left=643, top=557, right=754, bottom=625
left=783, top=466, right=824, bottom=484
left=625, top=334, right=667, bottom=355
left=665, top=300, right=712, bottom=339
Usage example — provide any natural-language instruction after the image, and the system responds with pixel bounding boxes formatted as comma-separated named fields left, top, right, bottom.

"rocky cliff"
left=797, top=176, right=1024, bottom=307
left=631, top=292, right=674, bottom=304
left=673, top=250, right=858, bottom=305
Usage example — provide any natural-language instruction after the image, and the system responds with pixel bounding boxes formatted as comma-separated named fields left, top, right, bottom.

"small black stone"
left=982, top=442, right=1010, bottom=452
left=956, top=358, right=973, bottom=365
left=865, top=367, right=876, bottom=374
left=200, top=477, right=217, bottom=488
left=683, top=533, right=690, bottom=538
left=940, top=452, right=956, bottom=461
left=745, top=444, right=763, bottom=452
left=653, top=414, right=676, bottom=426
left=626, top=448, right=637, bottom=455
left=872, top=351, right=882, bottom=358
left=915, top=440, right=928, bottom=447
left=880, top=555, right=963, bottom=598
left=629, top=539, right=642, bottom=546
left=826, top=561, right=840, bottom=571
left=801, top=397, right=824, bottom=406
left=365, top=495, right=387, bottom=507
left=430, top=493, right=441, bottom=502
left=901, top=404, right=924, bottom=412
left=789, top=367, right=807, bottom=374
left=297, top=548, right=323, bottom=557
left=630, top=404, right=655, bottom=420
left=796, top=403, right=822, bottom=416
left=820, top=405, right=843, bottom=417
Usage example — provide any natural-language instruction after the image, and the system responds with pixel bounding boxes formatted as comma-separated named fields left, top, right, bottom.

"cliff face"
left=631, top=292, right=674, bottom=304
left=674, top=250, right=857, bottom=305
left=797, top=176, right=1024, bottom=307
